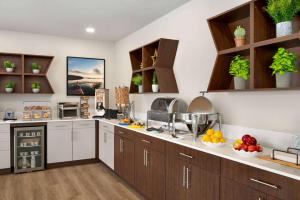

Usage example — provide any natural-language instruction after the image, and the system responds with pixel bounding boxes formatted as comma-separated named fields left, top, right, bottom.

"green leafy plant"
left=5, top=81, right=15, bottom=89
left=3, top=60, right=15, bottom=69
left=31, top=63, right=41, bottom=70
left=132, top=74, right=142, bottom=86
left=229, top=55, right=250, bottom=80
left=31, top=82, right=41, bottom=89
left=266, top=0, right=300, bottom=24
left=234, top=26, right=246, bottom=39
left=152, top=71, right=158, bottom=85
left=270, top=47, right=297, bottom=75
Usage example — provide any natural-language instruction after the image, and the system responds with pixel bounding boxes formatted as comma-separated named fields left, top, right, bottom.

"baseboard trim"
left=46, top=158, right=100, bottom=169
left=0, top=168, right=11, bottom=175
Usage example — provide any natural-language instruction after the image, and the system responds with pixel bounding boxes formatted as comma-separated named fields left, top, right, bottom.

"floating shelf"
left=207, top=0, right=300, bottom=92
left=129, top=38, right=179, bottom=94
left=0, top=52, right=54, bottom=94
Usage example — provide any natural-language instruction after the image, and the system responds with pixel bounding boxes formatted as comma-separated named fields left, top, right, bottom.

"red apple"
left=248, top=145, right=257, bottom=152
left=242, top=135, right=257, bottom=145
left=256, top=145, right=263, bottom=152
left=242, top=135, right=251, bottom=144
left=240, top=144, right=248, bottom=152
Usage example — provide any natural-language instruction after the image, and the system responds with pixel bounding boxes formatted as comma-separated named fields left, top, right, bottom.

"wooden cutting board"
left=259, top=155, right=300, bottom=170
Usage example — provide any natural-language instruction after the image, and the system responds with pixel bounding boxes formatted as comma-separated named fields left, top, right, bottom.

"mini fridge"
left=14, top=126, right=45, bottom=173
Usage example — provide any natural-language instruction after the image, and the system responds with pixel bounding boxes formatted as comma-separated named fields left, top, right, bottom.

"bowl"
left=201, top=140, right=226, bottom=148
left=232, top=148, right=262, bottom=158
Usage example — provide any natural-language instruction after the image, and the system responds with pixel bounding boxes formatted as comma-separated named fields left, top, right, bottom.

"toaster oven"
left=58, top=102, right=79, bottom=119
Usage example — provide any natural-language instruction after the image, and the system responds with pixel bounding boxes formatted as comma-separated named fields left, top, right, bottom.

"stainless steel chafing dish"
left=146, top=98, right=188, bottom=130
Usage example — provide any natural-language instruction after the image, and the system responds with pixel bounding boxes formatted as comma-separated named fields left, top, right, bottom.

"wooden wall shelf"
left=207, top=0, right=300, bottom=92
left=0, top=53, right=54, bottom=94
left=129, top=38, right=179, bottom=94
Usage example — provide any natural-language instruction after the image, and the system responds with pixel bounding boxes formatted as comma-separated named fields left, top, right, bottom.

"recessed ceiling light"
left=86, top=27, right=95, bottom=33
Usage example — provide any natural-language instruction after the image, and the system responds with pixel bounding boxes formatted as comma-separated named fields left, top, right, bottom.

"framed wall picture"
left=67, top=56, right=105, bottom=96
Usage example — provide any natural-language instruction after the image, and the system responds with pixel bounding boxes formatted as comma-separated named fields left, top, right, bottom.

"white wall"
left=0, top=30, right=115, bottom=117
left=114, top=0, right=300, bottom=134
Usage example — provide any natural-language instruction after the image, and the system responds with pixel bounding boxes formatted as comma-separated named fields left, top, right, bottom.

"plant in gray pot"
left=3, top=60, right=16, bottom=73
left=31, top=82, right=41, bottom=93
left=31, top=63, right=41, bottom=74
left=152, top=71, right=159, bottom=92
left=229, top=55, right=250, bottom=90
left=266, top=0, right=300, bottom=37
left=5, top=81, right=15, bottom=93
left=132, top=74, right=143, bottom=93
left=270, top=47, right=297, bottom=88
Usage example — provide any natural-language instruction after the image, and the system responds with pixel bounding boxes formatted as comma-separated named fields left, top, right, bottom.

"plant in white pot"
left=132, top=74, right=143, bottom=93
left=229, top=55, right=250, bottom=90
left=3, top=60, right=15, bottom=73
left=270, top=47, right=297, bottom=88
left=32, top=82, right=41, bottom=93
left=234, top=26, right=246, bottom=47
left=266, top=0, right=300, bottom=37
left=152, top=71, right=159, bottom=92
left=31, top=63, right=41, bottom=74
left=5, top=81, right=15, bottom=93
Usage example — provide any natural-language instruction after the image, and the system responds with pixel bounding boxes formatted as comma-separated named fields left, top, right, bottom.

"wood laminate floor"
left=0, top=163, right=144, bottom=200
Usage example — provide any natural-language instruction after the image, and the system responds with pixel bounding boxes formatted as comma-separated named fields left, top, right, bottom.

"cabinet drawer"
left=221, top=158, right=250, bottom=185
left=0, top=141, right=10, bottom=151
left=166, top=142, right=220, bottom=174
left=0, top=124, right=10, bottom=132
left=48, top=121, right=72, bottom=130
left=135, top=132, right=165, bottom=152
left=100, top=122, right=114, bottom=132
left=115, top=126, right=135, bottom=140
left=249, top=167, right=300, bottom=200
left=73, top=120, right=95, bottom=129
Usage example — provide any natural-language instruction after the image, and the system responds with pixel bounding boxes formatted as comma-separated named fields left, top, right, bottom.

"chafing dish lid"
left=187, top=96, right=214, bottom=114
left=150, top=98, right=176, bottom=112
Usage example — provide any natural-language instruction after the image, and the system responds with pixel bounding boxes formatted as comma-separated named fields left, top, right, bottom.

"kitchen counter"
left=0, top=118, right=94, bottom=125
left=97, top=118, right=300, bottom=181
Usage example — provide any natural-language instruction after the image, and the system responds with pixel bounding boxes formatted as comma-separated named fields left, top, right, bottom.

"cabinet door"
left=220, top=177, right=266, bottom=200
left=149, top=149, right=166, bottom=200
left=114, top=134, right=123, bottom=176
left=73, top=127, right=95, bottom=160
left=122, top=137, right=135, bottom=186
left=134, top=143, right=149, bottom=197
left=47, top=129, right=73, bottom=163
left=187, top=164, right=220, bottom=200
left=105, top=131, right=114, bottom=170
left=166, top=152, right=187, bottom=200
left=99, top=126, right=105, bottom=161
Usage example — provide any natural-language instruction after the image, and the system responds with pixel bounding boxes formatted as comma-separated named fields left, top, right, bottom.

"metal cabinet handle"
left=120, top=139, right=123, bottom=153
left=103, top=125, right=108, bottom=128
left=104, top=132, right=107, bottom=143
left=119, top=131, right=125, bottom=134
left=182, top=166, right=186, bottom=187
left=250, top=178, right=279, bottom=189
left=179, top=152, right=193, bottom=159
left=186, top=167, right=190, bottom=189
left=141, top=139, right=151, bottom=144
left=145, top=150, right=149, bottom=167
left=143, top=149, right=146, bottom=166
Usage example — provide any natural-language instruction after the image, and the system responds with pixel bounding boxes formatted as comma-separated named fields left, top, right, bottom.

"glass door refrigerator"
left=14, top=126, right=45, bottom=173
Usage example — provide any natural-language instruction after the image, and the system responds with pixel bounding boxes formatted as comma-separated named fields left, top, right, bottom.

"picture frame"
left=66, top=56, right=105, bottom=96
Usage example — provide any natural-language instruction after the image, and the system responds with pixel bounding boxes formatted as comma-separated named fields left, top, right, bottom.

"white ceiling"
left=0, top=0, right=189, bottom=41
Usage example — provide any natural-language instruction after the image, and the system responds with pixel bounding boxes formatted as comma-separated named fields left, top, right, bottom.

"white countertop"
left=0, top=118, right=94, bottom=125
left=97, top=118, right=300, bottom=181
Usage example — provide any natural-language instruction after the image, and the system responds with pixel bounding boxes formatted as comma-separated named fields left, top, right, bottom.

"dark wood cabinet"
left=114, top=127, right=135, bottom=186
left=134, top=133, right=166, bottom=200
left=165, top=142, right=220, bottom=200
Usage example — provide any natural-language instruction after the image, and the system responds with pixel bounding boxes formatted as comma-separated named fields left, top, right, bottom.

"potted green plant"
left=229, top=55, right=250, bottom=89
left=3, top=60, right=16, bottom=73
left=270, top=47, right=297, bottom=88
left=266, top=0, right=300, bottom=37
left=132, top=74, right=143, bottom=93
left=5, top=81, right=15, bottom=93
left=31, top=63, right=41, bottom=74
left=31, top=82, right=41, bottom=93
left=152, top=71, right=159, bottom=92
left=234, top=26, right=246, bottom=47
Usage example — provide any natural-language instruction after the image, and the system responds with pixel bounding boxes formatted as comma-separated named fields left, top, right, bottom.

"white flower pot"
left=5, top=88, right=13, bottom=93
left=276, top=21, right=292, bottom=37
left=152, top=84, right=159, bottom=92
left=276, top=72, right=291, bottom=88
left=32, top=88, right=40, bottom=93
left=234, top=77, right=247, bottom=90
left=5, top=68, right=14, bottom=73
left=32, top=69, right=40, bottom=74
left=138, top=85, right=143, bottom=93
